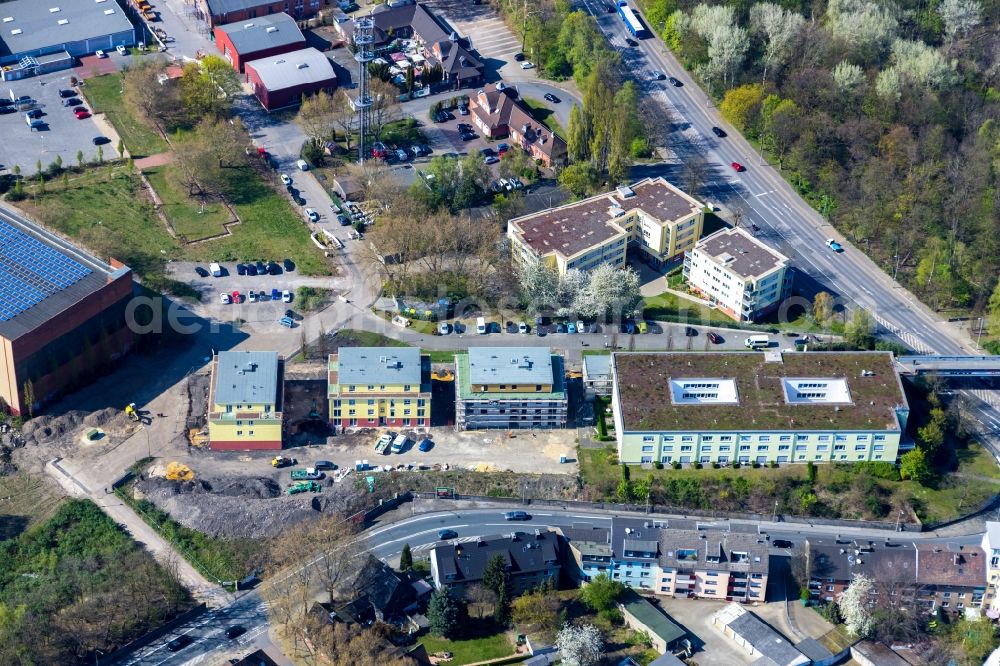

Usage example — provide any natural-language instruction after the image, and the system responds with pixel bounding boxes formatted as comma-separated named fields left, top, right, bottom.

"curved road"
left=123, top=501, right=986, bottom=665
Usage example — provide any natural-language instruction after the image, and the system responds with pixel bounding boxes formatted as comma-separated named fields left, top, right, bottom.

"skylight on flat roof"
left=11, top=28, right=22, bottom=34
left=49, top=7, right=61, bottom=12
left=782, top=378, right=852, bottom=405
left=669, top=378, right=739, bottom=405
left=57, top=18, right=68, bottom=24
left=104, top=8, right=115, bottom=13
left=2, top=17, right=13, bottom=23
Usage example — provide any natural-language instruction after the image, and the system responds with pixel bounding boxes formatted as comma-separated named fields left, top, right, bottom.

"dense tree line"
left=639, top=0, right=1000, bottom=331
left=0, top=500, right=191, bottom=665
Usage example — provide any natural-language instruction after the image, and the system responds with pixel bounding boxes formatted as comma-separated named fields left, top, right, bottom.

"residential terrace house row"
left=807, top=538, right=986, bottom=614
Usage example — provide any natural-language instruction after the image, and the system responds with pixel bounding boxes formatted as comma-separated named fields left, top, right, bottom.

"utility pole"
left=772, top=500, right=778, bottom=523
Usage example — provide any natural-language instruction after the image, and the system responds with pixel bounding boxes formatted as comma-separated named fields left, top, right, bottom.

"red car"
left=730, top=162, right=744, bottom=172
left=75, top=110, right=91, bottom=119
left=707, top=331, right=722, bottom=344
left=231, top=290, right=241, bottom=303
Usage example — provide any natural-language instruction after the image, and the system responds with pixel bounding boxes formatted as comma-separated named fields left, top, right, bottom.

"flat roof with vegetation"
left=613, top=351, right=906, bottom=432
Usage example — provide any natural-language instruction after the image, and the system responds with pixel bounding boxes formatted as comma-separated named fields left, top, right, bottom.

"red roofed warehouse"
left=214, top=13, right=305, bottom=73
left=470, top=84, right=567, bottom=167
left=199, top=0, right=327, bottom=28
left=245, top=47, right=337, bottom=111
left=0, top=206, right=135, bottom=416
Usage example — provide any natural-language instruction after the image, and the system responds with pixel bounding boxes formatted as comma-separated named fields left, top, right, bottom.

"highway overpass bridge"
left=895, top=356, right=1000, bottom=377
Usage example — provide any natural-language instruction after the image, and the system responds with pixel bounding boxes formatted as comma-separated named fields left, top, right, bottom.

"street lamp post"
left=772, top=500, right=778, bottom=523
left=95, top=648, right=104, bottom=666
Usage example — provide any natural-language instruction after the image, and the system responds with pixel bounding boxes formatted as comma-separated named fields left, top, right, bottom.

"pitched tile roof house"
left=365, top=2, right=484, bottom=89
left=332, top=554, right=416, bottom=624
left=430, top=530, right=561, bottom=595
left=470, top=84, right=568, bottom=167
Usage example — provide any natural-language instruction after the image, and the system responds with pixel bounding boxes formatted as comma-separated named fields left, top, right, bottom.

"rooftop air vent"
left=104, top=8, right=115, bottom=14
left=50, top=7, right=61, bottom=12
left=266, top=26, right=278, bottom=33
left=297, top=62, right=308, bottom=69
left=244, top=22, right=255, bottom=28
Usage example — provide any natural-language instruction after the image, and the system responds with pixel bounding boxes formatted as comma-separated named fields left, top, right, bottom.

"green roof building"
left=454, top=347, right=567, bottom=430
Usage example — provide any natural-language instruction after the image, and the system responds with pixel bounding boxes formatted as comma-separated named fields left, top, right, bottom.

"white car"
left=280, top=174, right=292, bottom=186
left=305, top=208, right=319, bottom=222
left=577, top=320, right=585, bottom=333
left=220, top=293, right=231, bottom=304
left=248, top=290, right=258, bottom=303
left=282, top=290, right=292, bottom=303
left=438, top=321, right=450, bottom=335
left=116, top=45, right=127, bottom=56
left=518, top=321, right=528, bottom=334
left=95, top=50, right=107, bottom=59
left=520, top=61, right=535, bottom=70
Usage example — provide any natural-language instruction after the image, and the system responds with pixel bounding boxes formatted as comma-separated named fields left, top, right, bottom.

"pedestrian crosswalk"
left=412, top=535, right=481, bottom=553
left=871, top=314, right=933, bottom=354
left=968, top=389, right=1000, bottom=410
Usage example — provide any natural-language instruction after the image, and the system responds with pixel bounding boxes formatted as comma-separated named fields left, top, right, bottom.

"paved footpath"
left=46, top=456, right=233, bottom=607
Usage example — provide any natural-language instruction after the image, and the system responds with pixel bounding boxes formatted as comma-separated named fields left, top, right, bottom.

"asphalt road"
left=575, top=0, right=973, bottom=359
left=122, top=500, right=986, bottom=665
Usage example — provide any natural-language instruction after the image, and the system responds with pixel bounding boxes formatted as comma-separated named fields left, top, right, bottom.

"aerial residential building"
left=340, top=2, right=485, bottom=89
left=655, top=529, right=769, bottom=603
left=244, top=47, right=337, bottom=110
left=328, top=347, right=431, bottom=430
left=0, top=208, right=134, bottom=416
left=214, top=13, right=306, bottom=73
left=981, top=522, right=1000, bottom=613
left=507, top=177, right=704, bottom=276
left=712, top=603, right=810, bottom=666
left=683, top=226, right=792, bottom=322
left=429, top=530, right=561, bottom=595
left=583, top=354, right=612, bottom=397
left=469, top=85, right=566, bottom=166
left=806, top=538, right=986, bottom=614
left=0, top=0, right=136, bottom=79
left=560, top=526, right=613, bottom=584
left=208, top=351, right=284, bottom=450
left=611, top=351, right=910, bottom=466
left=454, top=347, right=567, bottom=430
left=609, top=517, right=769, bottom=601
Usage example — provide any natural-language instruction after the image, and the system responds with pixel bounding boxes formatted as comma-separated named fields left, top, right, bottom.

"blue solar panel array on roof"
left=0, top=219, right=92, bottom=321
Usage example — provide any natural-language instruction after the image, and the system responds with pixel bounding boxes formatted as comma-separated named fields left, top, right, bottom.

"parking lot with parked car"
left=0, top=71, right=109, bottom=174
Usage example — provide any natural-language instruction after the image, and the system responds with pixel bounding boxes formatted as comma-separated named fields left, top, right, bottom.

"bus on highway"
left=617, top=2, right=649, bottom=38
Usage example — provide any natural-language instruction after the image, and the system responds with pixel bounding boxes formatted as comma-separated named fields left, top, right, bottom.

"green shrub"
left=672, top=461, right=681, bottom=470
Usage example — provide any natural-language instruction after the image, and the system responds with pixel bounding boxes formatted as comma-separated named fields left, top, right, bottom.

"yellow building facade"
left=208, top=351, right=283, bottom=451
left=328, top=347, right=431, bottom=429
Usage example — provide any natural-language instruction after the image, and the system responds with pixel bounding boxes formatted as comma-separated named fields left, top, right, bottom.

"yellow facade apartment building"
left=507, top=177, right=705, bottom=275
left=208, top=350, right=283, bottom=451
left=328, top=347, right=431, bottom=430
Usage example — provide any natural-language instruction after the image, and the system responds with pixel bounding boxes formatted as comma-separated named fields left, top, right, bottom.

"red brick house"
left=469, top=84, right=568, bottom=167
left=214, top=13, right=305, bottom=73
left=245, top=47, right=337, bottom=111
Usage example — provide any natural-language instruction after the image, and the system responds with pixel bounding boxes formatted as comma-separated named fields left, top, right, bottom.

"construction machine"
left=165, top=462, right=194, bottom=481
left=125, top=403, right=139, bottom=422
left=272, top=455, right=296, bottom=468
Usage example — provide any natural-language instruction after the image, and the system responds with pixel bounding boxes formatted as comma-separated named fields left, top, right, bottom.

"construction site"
left=3, top=351, right=581, bottom=542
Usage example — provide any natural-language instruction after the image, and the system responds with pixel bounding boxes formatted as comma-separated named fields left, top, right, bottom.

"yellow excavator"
left=124, top=403, right=139, bottom=422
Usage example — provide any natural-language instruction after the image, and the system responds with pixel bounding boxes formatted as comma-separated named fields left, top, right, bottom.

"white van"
left=209, top=262, right=222, bottom=277
left=296, top=159, right=309, bottom=171
left=744, top=335, right=769, bottom=349
left=476, top=316, right=487, bottom=334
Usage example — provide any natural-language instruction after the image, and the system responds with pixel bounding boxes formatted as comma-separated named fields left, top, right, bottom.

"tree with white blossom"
left=838, top=573, right=874, bottom=637
left=940, top=0, right=981, bottom=51
left=750, top=3, right=805, bottom=83
left=556, top=623, right=604, bottom=666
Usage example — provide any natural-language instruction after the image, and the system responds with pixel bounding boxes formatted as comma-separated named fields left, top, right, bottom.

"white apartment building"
left=683, top=226, right=792, bottom=322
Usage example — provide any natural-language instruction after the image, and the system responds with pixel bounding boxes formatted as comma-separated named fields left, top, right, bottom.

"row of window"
left=334, top=399, right=426, bottom=406
left=345, top=384, right=416, bottom=392
left=644, top=433, right=886, bottom=444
